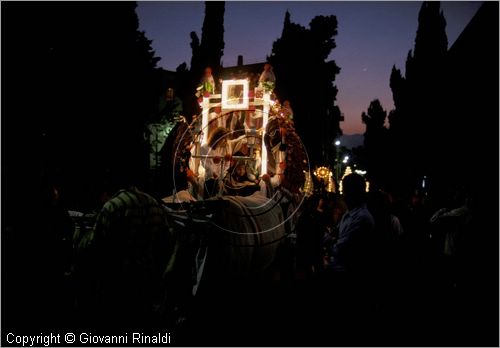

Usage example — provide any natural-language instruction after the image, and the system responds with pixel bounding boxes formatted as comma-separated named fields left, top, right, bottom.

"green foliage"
left=260, top=81, right=275, bottom=93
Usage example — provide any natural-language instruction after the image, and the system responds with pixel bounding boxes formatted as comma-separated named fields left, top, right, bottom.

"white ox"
left=163, top=185, right=300, bottom=296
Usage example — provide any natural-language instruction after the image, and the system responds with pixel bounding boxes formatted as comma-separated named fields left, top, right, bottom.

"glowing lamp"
left=314, top=166, right=331, bottom=180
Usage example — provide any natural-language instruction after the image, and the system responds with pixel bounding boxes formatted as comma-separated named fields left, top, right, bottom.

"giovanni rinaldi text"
left=5, top=332, right=172, bottom=346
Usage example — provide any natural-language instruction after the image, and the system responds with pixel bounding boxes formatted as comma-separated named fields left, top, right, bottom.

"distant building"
left=220, top=56, right=265, bottom=90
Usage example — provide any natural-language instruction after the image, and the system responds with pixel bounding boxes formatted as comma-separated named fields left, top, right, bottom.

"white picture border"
left=221, top=79, right=249, bottom=110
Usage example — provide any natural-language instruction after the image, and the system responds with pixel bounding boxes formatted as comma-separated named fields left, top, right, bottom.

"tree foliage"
left=362, top=99, right=387, bottom=132
left=362, top=100, right=389, bottom=189
left=387, top=1, right=448, bottom=192
left=178, top=1, right=225, bottom=120
left=3, top=2, right=164, bottom=210
left=196, top=1, right=225, bottom=78
left=269, top=11, right=342, bottom=167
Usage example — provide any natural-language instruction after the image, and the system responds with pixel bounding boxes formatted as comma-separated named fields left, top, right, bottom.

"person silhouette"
left=330, top=173, right=375, bottom=274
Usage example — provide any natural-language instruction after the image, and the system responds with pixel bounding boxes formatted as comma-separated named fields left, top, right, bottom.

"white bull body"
left=212, top=191, right=287, bottom=274
left=163, top=188, right=298, bottom=294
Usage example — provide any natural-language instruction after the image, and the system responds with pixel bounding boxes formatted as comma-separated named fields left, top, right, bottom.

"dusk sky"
left=137, top=1, right=481, bottom=134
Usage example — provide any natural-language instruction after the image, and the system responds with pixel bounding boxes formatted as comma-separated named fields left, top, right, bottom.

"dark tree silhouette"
left=388, top=1, right=448, bottom=193
left=362, top=100, right=387, bottom=131
left=193, top=1, right=225, bottom=79
left=269, top=11, right=342, bottom=167
left=362, top=99, right=389, bottom=189
left=176, top=1, right=225, bottom=121
left=391, top=4, right=499, bottom=347
left=190, top=31, right=201, bottom=73
left=3, top=2, right=164, bottom=211
left=2, top=1, right=165, bottom=334
left=435, top=5, right=499, bottom=347
left=388, top=66, right=406, bottom=132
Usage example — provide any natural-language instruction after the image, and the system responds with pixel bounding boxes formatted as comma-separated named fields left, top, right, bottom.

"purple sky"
left=137, top=1, right=481, bottom=134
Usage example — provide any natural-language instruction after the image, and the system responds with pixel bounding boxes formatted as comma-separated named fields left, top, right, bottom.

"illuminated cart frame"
left=199, top=79, right=272, bottom=176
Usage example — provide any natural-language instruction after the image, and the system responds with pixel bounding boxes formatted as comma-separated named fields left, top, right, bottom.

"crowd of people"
left=292, top=175, right=479, bottom=344
left=9, top=165, right=477, bottom=333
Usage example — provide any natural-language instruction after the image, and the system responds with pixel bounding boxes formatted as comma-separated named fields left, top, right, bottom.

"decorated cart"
left=163, top=74, right=310, bottom=299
